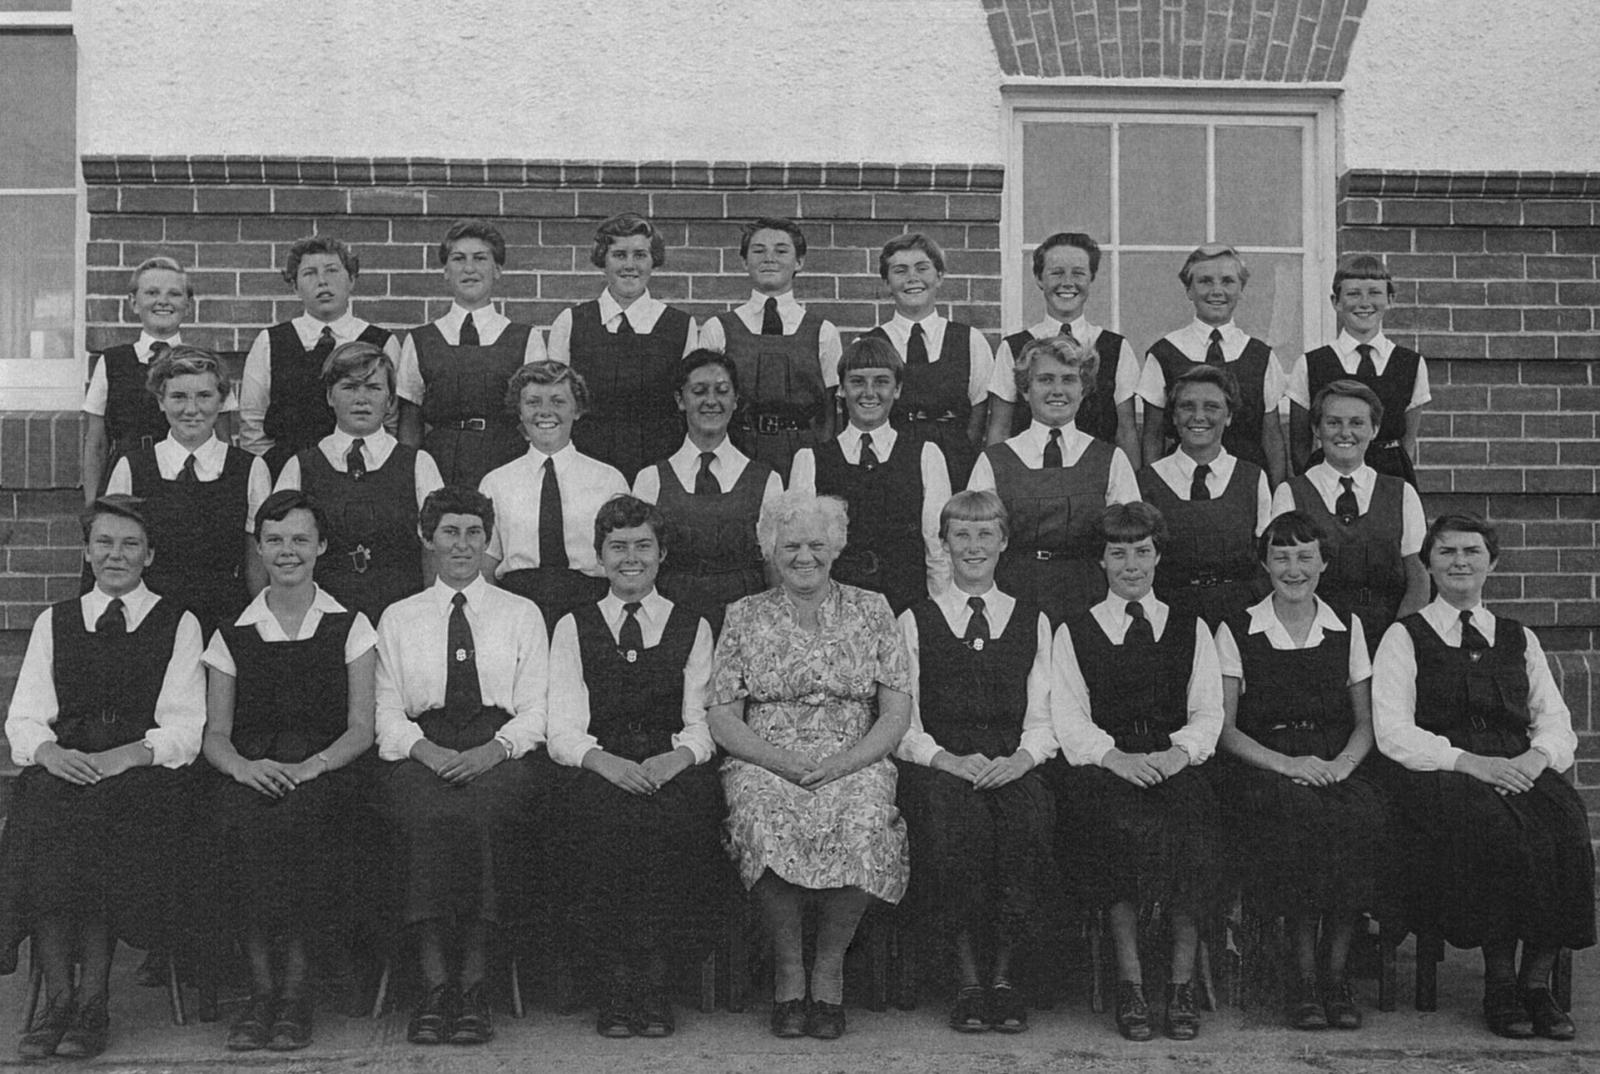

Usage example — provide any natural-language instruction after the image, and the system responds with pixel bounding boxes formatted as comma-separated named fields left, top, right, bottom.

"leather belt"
left=742, top=414, right=805, bottom=434
left=443, top=418, right=488, bottom=431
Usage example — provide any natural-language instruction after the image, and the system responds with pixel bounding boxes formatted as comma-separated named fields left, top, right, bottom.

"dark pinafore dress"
left=98, top=344, right=170, bottom=479
left=1000, top=328, right=1126, bottom=447
left=653, top=456, right=770, bottom=634
left=567, top=301, right=691, bottom=482
left=1137, top=460, right=1269, bottom=629
left=1147, top=336, right=1274, bottom=472
left=296, top=444, right=424, bottom=625
left=1303, top=345, right=1421, bottom=486
left=1215, top=608, right=1385, bottom=918
left=813, top=437, right=926, bottom=615
left=0, top=598, right=196, bottom=974
left=556, top=603, right=727, bottom=974
left=1385, top=614, right=1595, bottom=950
left=898, top=597, right=1056, bottom=944
left=1049, top=609, right=1218, bottom=913
left=1288, top=474, right=1407, bottom=654
left=126, top=445, right=252, bottom=635
left=719, top=310, right=827, bottom=482
left=985, top=437, right=1112, bottom=625
left=866, top=321, right=980, bottom=486
left=210, top=613, right=367, bottom=937
left=411, top=320, right=533, bottom=488
left=262, top=322, right=393, bottom=478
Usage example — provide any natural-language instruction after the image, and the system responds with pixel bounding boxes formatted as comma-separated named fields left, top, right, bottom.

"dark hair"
left=505, top=360, right=590, bottom=417
left=146, top=345, right=232, bottom=403
left=674, top=348, right=740, bottom=396
left=1013, top=335, right=1099, bottom=400
left=282, top=234, right=359, bottom=285
left=438, top=219, right=507, bottom=267
left=939, top=489, right=1010, bottom=541
left=1179, top=242, right=1249, bottom=288
left=878, top=232, right=946, bottom=280
left=420, top=486, right=496, bottom=542
left=320, top=339, right=395, bottom=396
left=254, top=489, right=330, bottom=542
left=837, top=334, right=904, bottom=385
left=1331, top=254, right=1396, bottom=299
left=1167, top=363, right=1240, bottom=415
left=1098, top=501, right=1167, bottom=554
left=1032, top=232, right=1101, bottom=279
left=739, top=217, right=807, bottom=260
left=80, top=494, right=150, bottom=544
left=593, top=494, right=667, bottom=555
left=1421, top=511, right=1501, bottom=564
left=590, top=212, right=667, bottom=270
left=1257, top=509, right=1330, bottom=564
left=1310, top=377, right=1385, bottom=429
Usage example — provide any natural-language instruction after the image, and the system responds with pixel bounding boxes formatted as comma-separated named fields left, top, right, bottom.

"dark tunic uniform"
left=97, top=344, right=170, bottom=468
left=567, top=301, right=692, bottom=482
left=1000, top=327, right=1126, bottom=446
left=719, top=310, right=827, bottom=482
left=653, top=458, right=770, bottom=634
left=296, top=444, right=424, bottom=625
left=1287, top=473, right=1407, bottom=652
left=866, top=321, right=981, bottom=486
left=1302, top=344, right=1421, bottom=486
left=812, top=437, right=926, bottom=615
left=1137, top=460, right=1269, bottom=629
left=1386, top=614, right=1595, bottom=950
left=1147, top=336, right=1274, bottom=472
left=410, top=320, right=534, bottom=488
left=262, top=322, right=393, bottom=477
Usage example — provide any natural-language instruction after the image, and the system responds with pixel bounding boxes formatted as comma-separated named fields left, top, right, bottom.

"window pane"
left=0, top=1, right=72, bottom=10
left=1216, top=126, right=1302, bottom=247
left=1019, top=247, right=1116, bottom=330
left=1118, top=125, right=1205, bottom=246
left=1021, top=122, right=1110, bottom=240
left=0, top=34, right=75, bottom=188
left=0, top=195, right=75, bottom=362
left=1238, top=251, right=1303, bottom=367
left=1117, top=251, right=1199, bottom=358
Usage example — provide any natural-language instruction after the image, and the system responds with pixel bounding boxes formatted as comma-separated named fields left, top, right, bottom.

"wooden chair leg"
left=369, top=956, right=391, bottom=1020
left=1088, top=912, right=1106, bottom=1014
left=509, top=951, right=525, bottom=1019
left=1377, top=933, right=1398, bottom=1013
left=866, top=914, right=889, bottom=1013
left=726, top=910, right=750, bottom=1013
left=1196, top=938, right=1218, bottom=1012
left=1415, top=930, right=1443, bottom=1012
left=698, top=949, right=716, bottom=1015
left=892, top=923, right=918, bottom=1011
left=23, top=943, right=42, bottom=1028
left=165, top=951, right=186, bottom=1026
left=1554, top=948, right=1573, bottom=1011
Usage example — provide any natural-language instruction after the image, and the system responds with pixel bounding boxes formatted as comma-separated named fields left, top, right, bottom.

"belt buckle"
left=754, top=414, right=783, bottom=435
left=1034, top=549, right=1055, bottom=562
left=138, top=435, right=155, bottom=450
left=463, top=418, right=487, bottom=431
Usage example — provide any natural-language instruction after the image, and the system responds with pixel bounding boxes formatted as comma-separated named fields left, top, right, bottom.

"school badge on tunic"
left=349, top=543, right=371, bottom=574
left=625, top=650, right=638, bottom=663
left=971, top=638, right=985, bottom=652
left=455, top=649, right=469, bottom=662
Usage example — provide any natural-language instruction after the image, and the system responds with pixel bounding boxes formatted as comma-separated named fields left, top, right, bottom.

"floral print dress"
left=712, top=583, right=912, bottom=903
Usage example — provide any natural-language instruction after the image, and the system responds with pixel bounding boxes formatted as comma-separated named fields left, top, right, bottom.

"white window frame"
left=1001, top=86, right=1339, bottom=365
left=0, top=5, right=83, bottom=410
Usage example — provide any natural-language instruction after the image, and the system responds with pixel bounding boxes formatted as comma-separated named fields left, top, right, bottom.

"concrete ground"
left=4, top=943, right=1600, bottom=1073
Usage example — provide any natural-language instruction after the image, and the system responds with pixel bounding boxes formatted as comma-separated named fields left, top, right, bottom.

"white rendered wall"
left=78, top=0, right=1003, bottom=163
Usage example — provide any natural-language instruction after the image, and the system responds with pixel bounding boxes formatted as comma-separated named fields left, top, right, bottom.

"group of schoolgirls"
left=1, top=211, right=1586, bottom=1059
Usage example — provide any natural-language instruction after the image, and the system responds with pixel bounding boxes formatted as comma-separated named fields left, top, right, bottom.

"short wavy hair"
left=739, top=216, right=807, bottom=260
left=756, top=490, right=848, bottom=562
left=1421, top=511, right=1501, bottom=565
left=254, top=489, right=330, bottom=543
left=1166, top=363, right=1240, bottom=415
left=128, top=256, right=195, bottom=299
left=939, top=489, right=1010, bottom=542
left=505, top=360, right=591, bottom=417
left=593, top=493, right=668, bottom=555
left=320, top=340, right=395, bottom=396
left=878, top=232, right=946, bottom=279
left=1098, top=501, right=1168, bottom=555
left=1257, top=509, right=1330, bottom=564
left=438, top=218, right=507, bottom=267
left=146, top=345, right=232, bottom=402
left=674, top=348, right=740, bottom=397
left=419, top=485, right=496, bottom=542
left=1310, top=377, right=1384, bottom=429
left=80, top=493, right=150, bottom=544
left=590, top=212, right=667, bottom=270
left=1013, top=334, right=1099, bottom=400
left=283, top=234, right=359, bottom=285
left=1179, top=242, right=1249, bottom=288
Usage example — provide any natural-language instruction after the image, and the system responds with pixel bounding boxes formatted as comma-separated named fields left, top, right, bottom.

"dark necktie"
left=1042, top=427, right=1063, bottom=469
left=907, top=323, right=929, bottom=366
left=694, top=450, right=720, bottom=495
left=96, top=597, right=127, bottom=636
left=859, top=433, right=879, bottom=472
left=148, top=340, right=170, bottom=361
left=310, top=325, right=336, bottom=364
left=1459, top=609, right=1490, bottom=660
left=1335, top=476, right=1359, bottom=524
left=346, top=437, right=367, bottom=480
left=1058, top=322, right=1076, bottom=344
left=964, top=596, right=990, bottom=650
left=760, top=297, right=783, bottom=335
left=459, top=312, right=479, bottom=347
left=178, top=454, right=198, bottom=484
left=1355, top=343, right=1377, bottom=379
left=1190, top=462, right=1211, bottom=501
left=619, top=601, right=644, bottom=660
left=1125, top=600, right=1154, bottom=647
left=615, top=311, right=634, bottom=336
left=445, top=591, right=483, bottom=714
left=539, top=457, right=568, bottom=569
left=1205, top=327, right=1225, bottom=367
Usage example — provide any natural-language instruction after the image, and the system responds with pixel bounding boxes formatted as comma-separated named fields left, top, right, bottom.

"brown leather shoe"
left=266, top=994, right=314, bottom=1051
left=805, top=999, right=846, bottom=1040
left=1115, top=981, right=1153, bottom=1041
left=1523, top=986, right=1575, bottom=1041
left=449, top=982, right=494, bottom=1045
left=1165, top=981, right=1200, bottom=1041
left=769, top=997, right=807, bottom=1038
left=226, top=993, right=276, bottom=1051
left=54, top=992, right=110, bottom=1059
left=18, top=989, right=74, bottom=1060
left=406, top=983, right=454, bottom=1045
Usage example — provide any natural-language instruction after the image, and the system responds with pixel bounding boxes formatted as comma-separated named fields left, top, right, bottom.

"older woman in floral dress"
left=708, top=490, right=912, bottom=1042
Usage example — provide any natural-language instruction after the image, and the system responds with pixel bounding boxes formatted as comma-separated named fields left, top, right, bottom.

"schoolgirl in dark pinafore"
left=262, top=322, right=393, bottom=477
left=999, top=327, right=1127, bottom=447
left=652, top=459, right=771, bottom=634
left=1287, top=474, right=1407, bottom=651
left=1138, top=462, right=1268, bottom=629
left=866, top=321, right=982, bottom=486
left=719, top=310, right=827, bottom=481
left=984, top=438, right=1113, bottom=624
left=1385, top=614, right=1595, bottom=953
left=1302, top=345, right=1421, bottom=486
left=1147, top=337, right=1274, bottom=472
left=555, top=603, right=726, bottom=991
left=811, top=438, right=927, bottom=615
left=409, top=321, right=534, bottom=488
left=567, top=301, right=692, bottom=481
left=0, top=599, right=197, bottom=975
left=95, top=343, right=170, bottom=475
left=295, top=445, right=424, bottom=624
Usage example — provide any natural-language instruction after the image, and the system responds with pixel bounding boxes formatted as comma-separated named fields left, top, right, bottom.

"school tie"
left=346, top=437, right=367, bottom=480
left=148, top=340, right=169, bottom=361
left=859, top=433, right=879, bottom=472
left=694, top=451, right=720, bottom=495
left=445, top=591, right=483, bottom=715
left=619, top=601, right=644, bottom=660
left=1355, top=343, right=1377, bottom=380
left=1459, top=609, right=1490, bottom=659
left=1125, top=600, right=1155, bottom=647
left=459, top=312, right=479, bottom=347
left=1058, top=322, right=1076, bottom=344
left=1335, top=476, right=1359, bottom=525
left=539, top=457, right=568, bottom=569
left=1190, top=462, right=1211, bottom=501
left=178, top=454, right=198, bottom=484
left=1042, top=427, right=1064, bottom=469
left=1205, top=328, right=1225, bottom=367
left=760, top=297, right=783, bottom=336
left=906, top=323, right=929, bottom=366
left=615, top=311, right=635, bottom=336
left=310, top=325, right=336, bottom=364
left=96, top=597, right=127, bottom=636
left=964, top=596, right=990, bottom=649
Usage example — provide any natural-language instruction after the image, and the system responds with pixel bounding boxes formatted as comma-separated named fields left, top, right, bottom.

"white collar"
left=429, top=573, right=491, bottom=614
left=234, top=584, right=346, bottom=627
left=1245, top=594, right=1347, bottom=635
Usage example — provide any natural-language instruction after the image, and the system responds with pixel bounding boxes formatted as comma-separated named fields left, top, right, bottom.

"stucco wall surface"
left=77, top=0, right=1003, bottom=163
left=1341, top=0, right=1600, bottom=172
